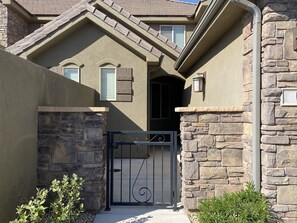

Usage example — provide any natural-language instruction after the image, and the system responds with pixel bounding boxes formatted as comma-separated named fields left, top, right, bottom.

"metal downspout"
left=230, top=0, right=262, bottom=191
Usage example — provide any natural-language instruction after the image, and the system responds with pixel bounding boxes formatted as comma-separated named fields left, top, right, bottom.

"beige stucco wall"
left=32, top=22, right=153, bottom=131
left=183, top=21, right=243, bottom=107
left=0, top=50, right=96, bottom=223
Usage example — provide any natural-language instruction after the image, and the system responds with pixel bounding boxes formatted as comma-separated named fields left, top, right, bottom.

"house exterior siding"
left=31, top=23, right=150, bottom=131
left=178, top=108, right=244, bottom=220
left=260, top=1, right=297, bottom=221
left=183, top=21, right=244, bottom=107
left=178, top=1, right=297, bottom=222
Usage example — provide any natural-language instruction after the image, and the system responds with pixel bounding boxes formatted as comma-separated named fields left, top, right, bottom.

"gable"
left=31, top=22, right=149, bottom=68
left=6, top=3, right=162, bottom=64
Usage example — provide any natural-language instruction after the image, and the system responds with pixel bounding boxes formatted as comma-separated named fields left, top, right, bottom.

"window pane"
left=160, top=26, right=173, bottom=41
left=63, top=68, right=79, bottom=82
left=101, top=68, right=116, bottom=100
left=173, top=26, right=185, bottom=48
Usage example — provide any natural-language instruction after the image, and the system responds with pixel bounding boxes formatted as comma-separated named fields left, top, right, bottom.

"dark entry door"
left=150, top=77, right=184, bottom=131
left=105, top=131, right=178, bottom=210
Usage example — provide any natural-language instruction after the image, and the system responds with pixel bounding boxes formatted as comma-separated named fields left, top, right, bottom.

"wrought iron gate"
left=105, top=131, right=178, bottom=211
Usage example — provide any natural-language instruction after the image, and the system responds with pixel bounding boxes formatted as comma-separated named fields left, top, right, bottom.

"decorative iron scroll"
left=131, top=153, right=152, bottom=203
left=130, top=134, right=166, bottom=203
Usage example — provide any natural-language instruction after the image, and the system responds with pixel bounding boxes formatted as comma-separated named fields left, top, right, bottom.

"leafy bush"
left=10, top=188, right=48, bottom=223
left=198, top=182, right=274, bottom=223
left=10, top=174, right=84, bottom=223
left=48, top=174, right=84, bottom=222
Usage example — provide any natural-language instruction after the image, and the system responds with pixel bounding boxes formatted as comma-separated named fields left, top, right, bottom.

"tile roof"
left=113, top=0, right=196, bottom=16
left=15, top=0, right=196, bottom=16
left=6, top=1, right=165, bottom=58
left=103, top=0, right=182, bottom=53
left=15, top=0, right=82, bottom=15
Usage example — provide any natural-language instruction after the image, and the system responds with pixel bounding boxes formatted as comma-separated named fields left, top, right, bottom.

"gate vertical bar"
left=170, top=132, right=173, bottom=205
left=110, top=132, right=114, bottom=204
left=105, top=132, right=111, bottom=211
left=173, top=131, right=178, bottom=211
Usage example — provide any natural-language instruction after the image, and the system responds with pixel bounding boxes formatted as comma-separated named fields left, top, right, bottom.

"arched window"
left=59, top=59, right=84, bottom=83
left=97, top=59, right=133, bottom=102
left=62, top=64, right=80, bottom=83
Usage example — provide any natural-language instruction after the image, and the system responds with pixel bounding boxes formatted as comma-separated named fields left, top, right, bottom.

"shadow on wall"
left=0, top=49, right=96, bottom=223
left=194, top=20, right=242, bottom=70
left=183, top=85, right=192, bottom=107
left=94, top=91, right=143, bottom=131
left=31, top=22, right=104, bottom=68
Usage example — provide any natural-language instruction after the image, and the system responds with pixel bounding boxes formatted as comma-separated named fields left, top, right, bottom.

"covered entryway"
left=105, top=131, right=178, bottom=211
left=150, top=76, right=184, bottom=132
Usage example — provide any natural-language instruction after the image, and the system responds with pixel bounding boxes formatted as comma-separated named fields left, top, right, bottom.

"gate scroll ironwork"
left=105, top=131, right=178, bottom=211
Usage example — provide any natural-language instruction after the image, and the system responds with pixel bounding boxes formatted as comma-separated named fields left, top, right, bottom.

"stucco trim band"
left=38, top=106, right=109, bottom=113
left=175, top=106, right=243, bottom=113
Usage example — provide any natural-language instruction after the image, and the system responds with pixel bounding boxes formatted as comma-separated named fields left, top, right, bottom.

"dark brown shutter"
left=116, top=68, right=133, bottom=102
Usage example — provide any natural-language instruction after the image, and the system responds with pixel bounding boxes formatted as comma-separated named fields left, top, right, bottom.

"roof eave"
left=134, top=16, right=195, bottom=23
left=193, top=0, right=210, bottom=22
left=92, top=0, right=181, bottom=59
left=174, top=0, right=245, bottom=74
left=11, top=13, right=160, bottom=65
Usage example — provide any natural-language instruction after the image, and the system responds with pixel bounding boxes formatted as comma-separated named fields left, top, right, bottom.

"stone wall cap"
left=175, top=106, right=243, bottom=113
left=38, top=106, right=109, bottom=113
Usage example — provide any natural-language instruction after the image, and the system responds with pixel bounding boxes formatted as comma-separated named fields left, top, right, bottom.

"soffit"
left=177, top=1, right=245, bottom=74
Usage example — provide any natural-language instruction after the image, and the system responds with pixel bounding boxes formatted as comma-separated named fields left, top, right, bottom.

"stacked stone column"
left=178, top=108, right=244, bottom=218
left=259, top=1, right=297, bottom=222
left=37, top=108, right=107, bottom=211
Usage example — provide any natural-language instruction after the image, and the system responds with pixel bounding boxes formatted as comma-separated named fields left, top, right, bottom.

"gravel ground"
left=73, top=213, right=96, bottom=223
left=42, top=212, right=95, bottom=223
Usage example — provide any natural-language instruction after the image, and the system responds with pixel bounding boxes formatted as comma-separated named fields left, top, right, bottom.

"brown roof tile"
left=113, top=0, right=196, bottom=16
left=7, top=1, right=163, bottom=58
left=15, top=0, right=196, bottom=16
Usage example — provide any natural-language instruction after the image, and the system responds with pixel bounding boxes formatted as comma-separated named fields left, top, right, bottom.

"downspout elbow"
left=230, top=0, right=261, bottom=24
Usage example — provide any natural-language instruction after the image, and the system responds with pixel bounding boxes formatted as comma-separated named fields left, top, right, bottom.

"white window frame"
left=62, top=66, right=80, bottom=83
left=160, top=25, right=186, bottom=48
left=100, top=67, right=117, bottom=101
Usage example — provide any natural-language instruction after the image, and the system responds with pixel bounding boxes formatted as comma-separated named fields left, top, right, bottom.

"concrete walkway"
left=93, top=206, right=191, bottom=223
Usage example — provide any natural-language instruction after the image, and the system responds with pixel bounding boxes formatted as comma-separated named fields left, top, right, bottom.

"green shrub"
left=48, top=174, right=84, bottom=222
left=10, top=174, right=84, bottom=223
left=198, top=182, right=274, bottom=223
left=10, top=188, right=48, bottom=223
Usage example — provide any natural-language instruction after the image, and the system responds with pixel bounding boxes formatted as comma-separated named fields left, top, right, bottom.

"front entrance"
left=150, top=76, right=184, bottom=131
left=105, top=131, right=178, bottom=211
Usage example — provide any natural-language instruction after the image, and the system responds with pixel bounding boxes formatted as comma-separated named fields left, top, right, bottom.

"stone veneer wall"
left=0, top=3, right=8, bottom=48
left=37, top=107, right=107, bottom=211
left=259, top=1, right=297, bottom=222
left=0, top=3, right=29, bottom=48
left=178, top=107, right=244, bottom=216
left=242, top=13, right=253, bottom=181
